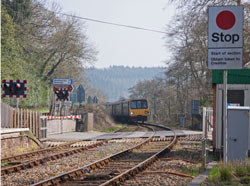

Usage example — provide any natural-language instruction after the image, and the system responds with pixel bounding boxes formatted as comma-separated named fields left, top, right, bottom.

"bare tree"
left=164, top=0, right=250, bottom=118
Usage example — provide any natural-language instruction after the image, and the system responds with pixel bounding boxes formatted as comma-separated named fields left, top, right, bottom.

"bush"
left=219, top=167, right=232, bottom=181
left=235, top=164, right=248, bottom=177
left=209, top=163, right=233, bottom=182
left=209, top=165, right=220, bottom=181
left=240, top=176, right=250, bottom=184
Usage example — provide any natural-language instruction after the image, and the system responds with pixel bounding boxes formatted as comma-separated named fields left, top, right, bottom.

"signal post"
left=52, top=79, right=74, bottom=116
left=2, top=80, right=27, bottom=108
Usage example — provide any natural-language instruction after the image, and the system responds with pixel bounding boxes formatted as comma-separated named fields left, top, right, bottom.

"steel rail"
left=2, top=124, right=130, bottom=171
left=29, top=123, right=204, bottom=186
left=2, top=125, right=129, bottom=164
left=1, top=139, right=111, bottom=175
left=99, top=124, right=177, bottom=186
left=1, top=139, right=86, bottom=163
left=30, top=126, right=156, bottom=186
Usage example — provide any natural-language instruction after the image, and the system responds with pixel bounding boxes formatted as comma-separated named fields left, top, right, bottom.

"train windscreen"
left=131, top=100, right=148, bottom=109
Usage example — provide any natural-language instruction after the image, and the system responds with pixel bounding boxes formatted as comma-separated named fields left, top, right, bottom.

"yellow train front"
left=106, top=98, right=149, bottom=123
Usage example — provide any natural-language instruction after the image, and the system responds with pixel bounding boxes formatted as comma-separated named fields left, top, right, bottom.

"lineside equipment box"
left=227, top=106, right=250, bottom=162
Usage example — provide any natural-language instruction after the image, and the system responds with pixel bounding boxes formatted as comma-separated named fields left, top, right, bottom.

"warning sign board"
left=208, top=6, right=243, bottom=69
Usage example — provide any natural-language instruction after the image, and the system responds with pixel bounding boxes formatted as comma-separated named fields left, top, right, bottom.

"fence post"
left=33, top=111, right=36, bottom=137
left=37, top=112, right=41, bottom=139
left=21, top=108, right=23, bottom=128
left=10, top=109, right=14, bottom=128
left=30, top=110, right=33, bottom=135
left=13, top=109, right=16, bottom=128
left=24, top=109, right=27, bottom=129
left=16, top=108, right=19, bottom=128
left=18, top=108, right=21, bottom=128
left=36, top=111, right=38, bottom=138
left=14, top=109, right=17, bottom=128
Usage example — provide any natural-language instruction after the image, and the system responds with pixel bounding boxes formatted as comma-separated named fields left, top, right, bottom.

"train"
left=105, top=98, right=150, bottom=123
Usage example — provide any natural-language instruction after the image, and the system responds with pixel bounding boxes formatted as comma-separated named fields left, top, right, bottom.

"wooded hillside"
left=85, top=66, right=166, bottom=101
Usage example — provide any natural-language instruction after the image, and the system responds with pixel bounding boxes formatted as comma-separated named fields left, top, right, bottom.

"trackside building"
left=212, top=69, right=250, bottom=156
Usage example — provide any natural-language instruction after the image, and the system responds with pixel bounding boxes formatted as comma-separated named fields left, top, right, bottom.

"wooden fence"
left=1, top=102, right=41, bottom=139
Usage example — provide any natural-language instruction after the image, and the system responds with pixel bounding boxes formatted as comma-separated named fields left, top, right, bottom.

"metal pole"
left=60, top=118, right=63, bottom=134
left=183, top=100, right=187, bottom=127
left=16, top=98, right=19, bottom=109
left=202, top=138, right=206, bottom=170
left=202, top=107, right=206, bottom=138
left=223, top=70, right=228, bottom=165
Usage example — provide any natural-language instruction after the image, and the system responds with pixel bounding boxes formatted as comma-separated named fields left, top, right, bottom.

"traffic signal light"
left=2, top=80, right=27, bottom=98
left=55, top=89, right=69, bottom=101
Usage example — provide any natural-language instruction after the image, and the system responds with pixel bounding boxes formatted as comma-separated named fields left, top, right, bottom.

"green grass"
left=209, top=163, right=232, bottom=182
left=183, top=167, right=200, bottom=177
left=208, top=160, right=250, bottom=185
left=100, top=124, right=126, bottom=133
left=33, top=107, right=49, bottom=113
left=1, top=162, right=9, bottom=167
left=209, top=165, right=221, bottom=181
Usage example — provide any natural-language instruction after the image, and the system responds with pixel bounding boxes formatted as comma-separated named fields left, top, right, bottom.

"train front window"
left=131, top=101, right=137, bottom=109
left=131, top=100, right=148, bottom=109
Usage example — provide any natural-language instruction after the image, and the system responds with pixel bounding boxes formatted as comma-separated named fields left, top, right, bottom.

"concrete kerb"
left=187, top=161, right=217, bottom=186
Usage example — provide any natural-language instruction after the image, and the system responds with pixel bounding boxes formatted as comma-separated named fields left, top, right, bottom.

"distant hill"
left=85, top=66, right=166, bottom=102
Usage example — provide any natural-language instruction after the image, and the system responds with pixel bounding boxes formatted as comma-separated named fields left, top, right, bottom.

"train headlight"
left=144, top=111, right=149, bottom=114
left=130, top=112, right=134, bottom=115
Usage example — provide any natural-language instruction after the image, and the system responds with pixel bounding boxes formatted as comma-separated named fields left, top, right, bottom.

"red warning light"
left=15, top=83, right=21, bottom=88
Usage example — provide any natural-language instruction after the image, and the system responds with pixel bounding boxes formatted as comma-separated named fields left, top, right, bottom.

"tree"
left=15, top=1, right=97, bottom=83
left=1, top=6, right=26, bottom=80
left=1, top=0, right=98, bottom=108
left=2, top=0, right=32, bottom=23
left=163, top=0, right=250, bottom=122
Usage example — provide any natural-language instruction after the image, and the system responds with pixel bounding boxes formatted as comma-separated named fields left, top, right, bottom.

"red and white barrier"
left=47, top=115, right=81, bottom=120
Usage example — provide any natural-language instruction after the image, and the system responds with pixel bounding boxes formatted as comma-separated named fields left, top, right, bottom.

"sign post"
left=52, top=78, right=74, bottom=116
left=52, top=78, right=74, bottom=101
left=223, top=70, right=228, bottom=164
left=208, top=6, right=243, bottom=165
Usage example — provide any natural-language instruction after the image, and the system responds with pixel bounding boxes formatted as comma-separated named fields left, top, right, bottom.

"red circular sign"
left=216, top=10, right=235, bottom=30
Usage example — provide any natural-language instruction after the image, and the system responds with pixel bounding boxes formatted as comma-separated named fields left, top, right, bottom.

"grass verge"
left=207, top=159, right=250, bottom=185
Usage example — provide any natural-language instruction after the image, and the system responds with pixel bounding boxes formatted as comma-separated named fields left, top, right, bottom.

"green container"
left=212, top=69, right=250, bottom=84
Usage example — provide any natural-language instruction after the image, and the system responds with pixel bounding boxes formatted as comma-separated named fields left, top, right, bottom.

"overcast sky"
left=49, top=0, right=175, bottom=68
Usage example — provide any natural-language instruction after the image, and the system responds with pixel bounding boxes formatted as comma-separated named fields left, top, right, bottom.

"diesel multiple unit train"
left=105, top=98, right=149, bottom=123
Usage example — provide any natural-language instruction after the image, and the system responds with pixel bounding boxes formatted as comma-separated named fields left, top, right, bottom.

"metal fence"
left=1, top=102, right=41, bottom=139
left=202, top=107, right=213, bottom=139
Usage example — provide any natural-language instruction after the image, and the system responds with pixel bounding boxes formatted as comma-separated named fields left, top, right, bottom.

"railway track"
left=1, top=125, right=151, bottom=186
left=1, top=140, right=82, bottom=163
left=1, top=139, right=111, bottom=175
left=2, top=123, right=203, bottom=186
left=120, top=139, right=202, bottom=185
left=1, top=125, right=131, bottom=175
left=30, top=124, right=177, bottom=186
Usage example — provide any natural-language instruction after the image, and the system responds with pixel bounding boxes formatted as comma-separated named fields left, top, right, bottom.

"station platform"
left=47, top=130, right=203, bottom=141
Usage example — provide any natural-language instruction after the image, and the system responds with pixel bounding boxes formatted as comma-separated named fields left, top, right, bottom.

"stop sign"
left=208, top=6, right=243, bottom=70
